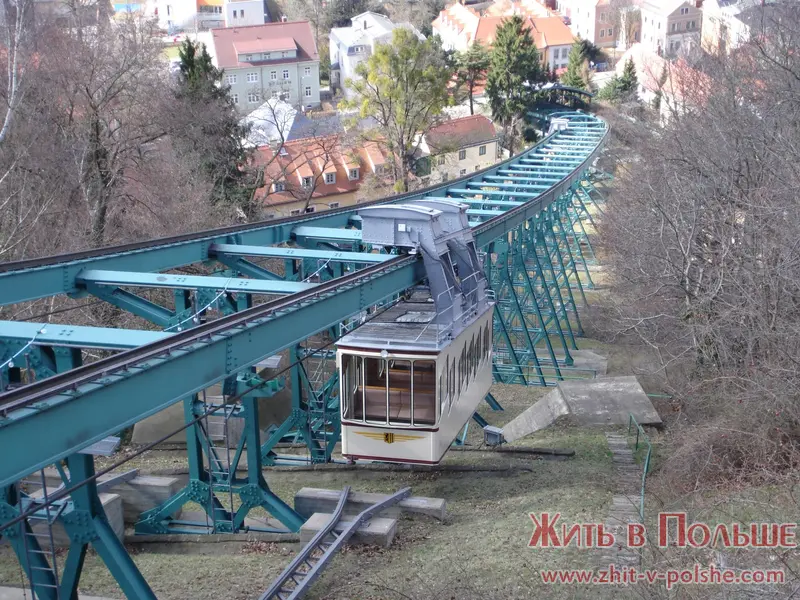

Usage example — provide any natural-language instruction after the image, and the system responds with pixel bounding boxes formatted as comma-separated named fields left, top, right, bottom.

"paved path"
left=594, top=432, right=643, bottom=568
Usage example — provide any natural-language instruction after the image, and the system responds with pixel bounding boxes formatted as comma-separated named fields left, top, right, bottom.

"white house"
left=640, top=0, right=702, bottom=57
left=224, top=0, right=268, bottom=27
left=329, top=12, right=424, bottom=98
left=701, top=0, right=777, bottom=56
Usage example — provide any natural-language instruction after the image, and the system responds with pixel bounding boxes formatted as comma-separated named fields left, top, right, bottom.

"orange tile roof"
left=529, top=17, right=575, bottom=48
left=425, top=115, right=498, bottom=152
left=252, top=135, right=391, bottom=206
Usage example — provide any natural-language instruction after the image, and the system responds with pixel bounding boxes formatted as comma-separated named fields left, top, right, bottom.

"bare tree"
left=598, top=4, right=800, bottom=488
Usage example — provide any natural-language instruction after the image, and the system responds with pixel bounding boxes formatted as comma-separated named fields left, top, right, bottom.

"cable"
left=17, top=301, right=103, bottom=322
left=302, top=258, right=332, bottom=283
left=0, top=298, right=400, bottom=534
left=0, top=324, right=46, bottom=371
left=163, top=277, right=234, bottom=332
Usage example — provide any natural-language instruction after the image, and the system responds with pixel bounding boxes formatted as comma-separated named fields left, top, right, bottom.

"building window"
left=474, top=165, right=480, bottom=171
left=265, top=213, right=275, bottom=220
left=458, top=149, right=466, bottom=160
left=459, top=168, right=467, bottom=176
left=273, top=181, right=285, bottom=192
left=231, top=93, right=239, bottom=104
left=305, top=205, right=315, bottom=213
left=290, top=209, right=301, bottom=216
left=240, top=9, right=244, bottom=17
left=232, top=9, right=236, bottom=17
left=247, top=72, right=258, bottom=83
left=304, top=66, right=311, bottom=76
left=329, top=202, right=340, bottom=208
left=680, top=7, right=689, bottom=15
left=437, top=155, right=445, bottom=166
left=671, top=22, right=677, bottom=32
left=324, top=172, right=336, bottom=184
left=305, top=86, right=312, bottom=97
left=302, top=176, right=312, bottom=188
left=247, top=92, right=259, bottom=103
left=608, top=26, right=613, bottom=37
left=270, top=70, right=277, bottom=81
left=272, top=90, right=280, bottom=99
left=225, top=74, right=237, bottom=84
left=245, top=54, right=252, bottom=61
left=688, top=20, right=696, bottom=29
left=282, top=69, right=290, bottom=79
left=599, top=29, right=605, bottom=37
left=479, top=145, right=487, bottom=156
left=348, top=168, right=359, bottom=180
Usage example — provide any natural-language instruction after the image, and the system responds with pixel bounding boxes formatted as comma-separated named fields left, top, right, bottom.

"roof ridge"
left=212, top=20, right=310, bottom=32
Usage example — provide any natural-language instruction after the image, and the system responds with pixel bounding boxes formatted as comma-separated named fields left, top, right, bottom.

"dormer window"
left=349, top=168, right=359, bottom=180
left=302, top=176, right=312, bottom=188
left=273, top=181, right=285, bottom=192
left=324, top=172, right=336, bottom=184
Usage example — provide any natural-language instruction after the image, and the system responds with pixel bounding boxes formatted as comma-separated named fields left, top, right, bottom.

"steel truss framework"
left=0, top=111, right=607, bottom=598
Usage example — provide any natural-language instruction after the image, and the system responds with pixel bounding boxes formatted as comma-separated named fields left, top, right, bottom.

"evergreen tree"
left=175, top=39, right=255, bottom=215
left=618, top=58, right=638, bottom=94
left=455, top=41, right=490, bottom=115
left=561, top=39, right=588, bottom=90
left=485, top=15, right=544, bottom=154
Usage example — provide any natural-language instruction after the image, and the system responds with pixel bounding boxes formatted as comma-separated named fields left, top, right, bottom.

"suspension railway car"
left=337, top=200, right=494, bottom=464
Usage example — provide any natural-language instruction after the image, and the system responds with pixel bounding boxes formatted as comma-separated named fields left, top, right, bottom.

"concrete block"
left=502, top=389, right=570, bottom=443
left=25, top=470, right=183, bottom=523
left=294, top=488, right=446, bottom=520
left=110, top=475, right=183, bottom=523
left=300, top=512, right=397, bottom=547
left=558, top=376, right=662, bottom=426
left=30, top=493, right=123, bottom=547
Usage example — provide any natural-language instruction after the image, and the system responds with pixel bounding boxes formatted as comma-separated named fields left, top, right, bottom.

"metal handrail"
left=627, top=413, right=653, bottom=520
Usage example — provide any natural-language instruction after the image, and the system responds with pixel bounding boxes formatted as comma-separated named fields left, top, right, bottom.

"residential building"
left=415, top=115, right=500, bottom=183
left=330, top=12, right=424, bottom=98
left=210, top=21, right=321, bottom=114
left=432, top=4, right=573, bottom=69
left=224, top=0, right=269, bottom=27
left=253, top=136, right=392, bottom=218
left=559, top=0, right=617, bottom=49
left=617, top=43, right=708, bottom=123
left=701, top=0, right=781, bottom=56
left=640, top=0, right=702, bottom=57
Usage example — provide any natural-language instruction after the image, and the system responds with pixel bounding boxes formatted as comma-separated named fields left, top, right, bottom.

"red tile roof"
left=425, top=115, right=498, bottom=153
left=211, top=21, right=318, bottom=70
left=529, top=17, right=575, bottom=48
left=253, top=135, right=391, bottom=206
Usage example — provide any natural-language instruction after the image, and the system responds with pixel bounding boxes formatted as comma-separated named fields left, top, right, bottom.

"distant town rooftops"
left=211, top=21, right=318, bottom=69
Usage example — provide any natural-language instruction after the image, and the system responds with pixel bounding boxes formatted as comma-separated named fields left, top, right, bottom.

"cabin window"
left=341, top=354, right=438, bottom=426
left=364, top=357, right=388, bottom=422
left=411, top=361, right=436, bottom=425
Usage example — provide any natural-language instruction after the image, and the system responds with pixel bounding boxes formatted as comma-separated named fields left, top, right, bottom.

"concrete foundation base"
left=501, top=376, right=662, bottom=442
left=558, top=376, right=662, bottom=427
left=300, top=512, right=397, bottom=547
left=29, top=493, right=124, bottom=547
left=294, top=488, right=446, bottom=520
left=27, top=470, right=183, bottom=523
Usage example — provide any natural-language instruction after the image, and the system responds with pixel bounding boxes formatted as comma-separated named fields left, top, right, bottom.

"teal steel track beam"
left=0, top=257, right=425, bottom=488
left=211, top=244, right=391, bottom=263
left=0, top=321, right=169, bottom=349
left=78, top=270, right=317, bottom=295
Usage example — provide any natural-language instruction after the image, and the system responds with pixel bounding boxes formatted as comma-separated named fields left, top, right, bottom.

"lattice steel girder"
left=486, top=174, right=563, bottom=183
left=0, top=258, right=426, bottom=488
left=78, top=270, right=317, bottom=295
left=441, top=198, right=524, bottom=208
left=504, top=163, right=576, bottom=173
left=211, top=244, right=391, bottom=264
left=0, top=321, right=170, bottom=349
left=465, top=181, right=551, bottom=191
left=292, top=226, right=362, bottom=243
left=447, top=188, right=544, bottom=199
